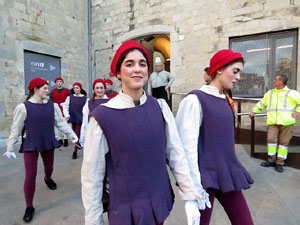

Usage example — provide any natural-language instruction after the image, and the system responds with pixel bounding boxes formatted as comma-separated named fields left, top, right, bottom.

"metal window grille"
left=230, top=29, right=298, bottom=97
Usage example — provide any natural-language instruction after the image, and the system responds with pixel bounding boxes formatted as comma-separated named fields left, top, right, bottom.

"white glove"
left=79, top=140, right=84, bottom=148
left=185, top=200, right=201, bottom=225
left=199, top=195, right=211, bottom=210
left=65, top=115, right=70, bottom=121
left=71, top=136, right=78, bottom=144
left=3, top=152, right=17, bottom=159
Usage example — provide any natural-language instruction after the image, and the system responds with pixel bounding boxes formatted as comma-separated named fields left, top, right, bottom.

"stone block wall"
left=91, top=0, right=300, bottom=132
left=0, top=0, right=88, bottom=138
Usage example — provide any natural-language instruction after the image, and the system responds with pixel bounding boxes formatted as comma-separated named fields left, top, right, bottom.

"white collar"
left=105, top=90, right=147, bottom=109
left=28, top=97, right=48, bottom=104
left=200, top=85, right=226, bottom=99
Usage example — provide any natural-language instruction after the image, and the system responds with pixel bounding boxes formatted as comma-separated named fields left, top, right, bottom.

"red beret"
left=209, top=49, right=244, bottom=77
left=104, top=78, right=113, bottom=85
left=93, top=78, right=105, bottom=89
left=73, top=82, right=82, bottom=89
left=110, top=40, right=150, bottom=76
left=28, top=78, right=48, bottom=91
left=55, top=77, right=64, bottom=83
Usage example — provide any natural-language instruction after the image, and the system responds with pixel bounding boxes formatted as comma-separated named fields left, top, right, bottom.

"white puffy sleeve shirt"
left=175, top=85, right=226, bottom=196
left=81, top=91, right=202, bottom=225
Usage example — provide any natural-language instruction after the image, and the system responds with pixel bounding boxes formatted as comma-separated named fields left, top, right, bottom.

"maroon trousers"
left=72, top=122, right=82, bottom=152
left=23, top=150, right=55, bottom=207
left=200, top=189, right=254, bottom=225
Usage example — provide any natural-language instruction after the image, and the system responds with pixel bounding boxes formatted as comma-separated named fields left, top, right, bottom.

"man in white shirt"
left=147, top=57, right=175, bottom=101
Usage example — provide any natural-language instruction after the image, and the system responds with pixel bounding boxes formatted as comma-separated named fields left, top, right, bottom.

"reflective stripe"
left=269, top=90, right=273, bottom=111
left=277, top=154, right=287, bottom=159
left=278, top=145, right=288, bottom=150
left=255, top=105, right=262, bottom=111
left=284, top=89, right=292, bottom=109
left=278, top=146, right=288, bottom=158
left=259, top=100, right=267, bottom=108
left=268, top=143, right=278, bottom=147
left=268, top=109, right=296, bottom=112
left=268, top=144, right=277, bottom=154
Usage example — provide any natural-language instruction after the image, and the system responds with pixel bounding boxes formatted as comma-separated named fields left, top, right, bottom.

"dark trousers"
left=23, top=150, right=55, bottom=207
left=72, top=122, right=82, bottom=152
left=200, top=189, right=254, bottom=225
left=152, top=86, right=168, bottom=102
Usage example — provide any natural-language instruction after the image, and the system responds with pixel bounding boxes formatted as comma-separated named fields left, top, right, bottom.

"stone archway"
left=116, top=25, right=174, bottom=43
left=116, top=25, right=175, bottom=108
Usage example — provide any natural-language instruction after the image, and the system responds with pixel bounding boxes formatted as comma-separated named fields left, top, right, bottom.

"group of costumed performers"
left=3, top=40, right=254, bottom=225
left=81, top=40, right=254, bottom=225
left=3, top=76, right=118, bottom=223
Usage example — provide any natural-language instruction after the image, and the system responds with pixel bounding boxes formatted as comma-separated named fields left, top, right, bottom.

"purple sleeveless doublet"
left=69, top=95, right=87, bottom=123
left=20, top=101, right=60, bottom=153
left=88, top=98, right=109, bottom=113
left=91, top=96, right=174, bottom=225
left=190, top=90, right=254, bottom=192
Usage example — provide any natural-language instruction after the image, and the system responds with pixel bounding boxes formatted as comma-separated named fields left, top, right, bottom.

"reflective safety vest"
left=252, top=86, right=300, bottom=126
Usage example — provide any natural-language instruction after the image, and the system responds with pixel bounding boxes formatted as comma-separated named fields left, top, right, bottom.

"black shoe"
left=63, top=139, right=68, bottom=147
left=23, top=207, right=35, bottom=223
left=44, top=178, right=57, bottom=190
left=261, top=161, right=276, bottom=167
left=72, top=152, right=77, bottom=159
left=276, top=164, right=284, bottom=173
left=58, top=139, right=63, bottom=145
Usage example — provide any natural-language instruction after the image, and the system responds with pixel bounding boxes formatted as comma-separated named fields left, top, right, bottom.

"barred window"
left=230, top=29, right=298, bottom=97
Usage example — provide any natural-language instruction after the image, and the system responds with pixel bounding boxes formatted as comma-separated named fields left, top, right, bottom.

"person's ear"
left=116, top=72, right=121, bottom=80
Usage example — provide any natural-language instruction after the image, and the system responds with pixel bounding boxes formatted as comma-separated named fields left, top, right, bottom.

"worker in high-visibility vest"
left=250, top=74, right=300, bottom=172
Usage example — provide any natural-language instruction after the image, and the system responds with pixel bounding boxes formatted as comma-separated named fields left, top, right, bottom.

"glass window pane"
left=274, top=36, right=294, bottom=87
left=231, top=36, right=269, bottom=97
left=230, top=30, right=297, bottom=97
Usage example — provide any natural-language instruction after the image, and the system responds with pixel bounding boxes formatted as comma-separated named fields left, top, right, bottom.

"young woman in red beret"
left=81, top=40, right=209, bottom=225
left=63, top=82, right=87, bottom=159
left=3, top=78, right=78, bottom=223
left=176, top=50, right=254, bottom=225
left=104, top=78, right=118, bottom=98
left=79, top=78, right=109, bottom=147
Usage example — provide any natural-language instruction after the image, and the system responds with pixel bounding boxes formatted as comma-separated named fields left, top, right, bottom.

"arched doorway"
left=132, top=34, right=172, bottom=107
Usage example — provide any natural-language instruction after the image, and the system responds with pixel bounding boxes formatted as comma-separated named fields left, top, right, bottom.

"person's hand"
left=249, top=112, right=255, bottom=118
left=185, top=200, right=201, bottom=225
left=292, top=112, right=299, bottom=118
left=3, top=152, right=16, bottom=159
left=165, top=86, right=169, bottom=91
left=148, top=93, right=152, bottom=96
left=71, top=136, right=78, bottom=144
left=65, top=115, right=70, bottom=121
left=198, top=196, right=211, bottom=210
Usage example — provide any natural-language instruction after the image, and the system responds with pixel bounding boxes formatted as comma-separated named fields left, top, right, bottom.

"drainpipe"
left=87, top=0, right=92, bottom=97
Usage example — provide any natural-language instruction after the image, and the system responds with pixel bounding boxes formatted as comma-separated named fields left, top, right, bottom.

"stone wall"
left=92, top=0, right=300, bottom=98
left=1, top=0, right=300, bottom=138
left=91, top=0, right=300, bottom=131
left=0, top=0, right=88, bottom=138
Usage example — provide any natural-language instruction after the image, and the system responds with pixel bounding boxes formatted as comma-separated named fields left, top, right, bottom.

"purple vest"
left=91, top=96, right=174, bottom=225
left=88, top=98, right=109, bottom=113
left=190, top=90, right=254, bottom=192
left=69, top=95, right=87, bottom=123
left=20, top=101, right=60, bottom=153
